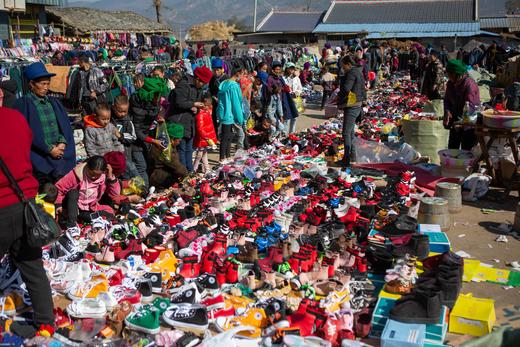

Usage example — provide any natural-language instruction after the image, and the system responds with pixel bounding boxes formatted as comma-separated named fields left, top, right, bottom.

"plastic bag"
left=353, top=138, right=420, bottom=164
left=122, top=176, right=146, bottom=196
left=155, top=122, right=172, bottom=163
left=294, top=96, right=305, bottom=114
left=247, top=117, right=255, bottom=130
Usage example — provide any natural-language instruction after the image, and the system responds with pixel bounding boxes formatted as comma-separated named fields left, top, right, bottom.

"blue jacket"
left=14, top=96, right=76, bottom=180
left=217, top=79, right=244, bottom=126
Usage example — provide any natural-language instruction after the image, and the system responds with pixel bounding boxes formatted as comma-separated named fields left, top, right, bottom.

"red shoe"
left=115, top=239, right=143, bottom=260
left=110, top=285, right=142, bottom=305
left=143, top=248, right=160, bottom=264
left=208, top=307, right=235, bottom=322
left=289, top=309, right=316, bottom=336
left=338, top=207, right=358, bottom=224
left=201, top=251, right=218, bottom=274
left=258, top=246, right=283, bottom=272
left=216, top=266, right=227, bottom=286
left=54, top=308, right=72, bottom=328
left=338, top=329, right=356, bottom=342
left=226, top=262, right=240, bottom=283
left=201, top=294, right=225, bottom=310
left=178, top=256, right=201, bottom=278
left=320, top=315, right=341, bottom=346
left=209, top=234, right=228, bottom=256
left=106, top=267, right=124, bottom=286
left=354, top=308, right=372, bottom=338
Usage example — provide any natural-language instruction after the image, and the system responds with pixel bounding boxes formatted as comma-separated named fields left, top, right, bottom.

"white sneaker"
left=66, top=298, right=107, bottom=319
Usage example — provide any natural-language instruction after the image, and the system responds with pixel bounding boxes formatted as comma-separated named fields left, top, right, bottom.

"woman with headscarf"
left=195, top=43, right=206, bottom=59
left=52, top=51, right=66, bottom=66
left=443, top=59, right=480, bottom=150
left=300, top=62, right=313, bottom=86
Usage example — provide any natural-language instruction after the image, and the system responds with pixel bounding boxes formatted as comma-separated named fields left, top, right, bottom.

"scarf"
left=137, top=77, right=170, bottom=102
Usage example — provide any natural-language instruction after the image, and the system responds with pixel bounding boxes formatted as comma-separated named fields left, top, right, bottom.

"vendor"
left=149, top=123, right=189, bottom=189
left=443, top=59, right=480, bottom=150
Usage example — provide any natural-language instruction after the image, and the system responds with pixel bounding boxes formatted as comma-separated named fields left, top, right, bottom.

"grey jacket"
left=84, top=123, right=125, bottom=157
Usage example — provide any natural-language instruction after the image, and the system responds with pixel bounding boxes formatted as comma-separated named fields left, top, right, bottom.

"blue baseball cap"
left=24, top=62, right=56, bottom=81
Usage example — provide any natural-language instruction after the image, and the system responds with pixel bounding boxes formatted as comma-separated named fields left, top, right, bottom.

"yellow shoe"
left=68, top=280, right=108, bottom=301
left=0, top=291, right=25, bottom=316
left=222, top=293, right=254, bottom=311
left=151, top=249, right=178, bottom=275
left=319, top=289, right=350, bottom=313
left=215, top=308, right=268, bottom=339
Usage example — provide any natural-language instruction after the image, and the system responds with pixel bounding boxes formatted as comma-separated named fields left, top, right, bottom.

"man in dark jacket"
left=368, top=44, right=382, bottom=88
left=129, top=74, right=166, bottom=188
left=78, top=55, right=108, bottom=115
left=167, top=66, right=212, bottom=172
left=14, top=62, right=75, bottom=186
left=209, top=58, right=228, bottom=129
left=336, top=55, right=366, bottom=168
left=422, top=51, right=445, bottom=100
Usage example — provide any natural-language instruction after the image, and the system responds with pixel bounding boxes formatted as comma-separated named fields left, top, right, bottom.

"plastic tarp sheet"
left=401, top=119, right=449, bottom=164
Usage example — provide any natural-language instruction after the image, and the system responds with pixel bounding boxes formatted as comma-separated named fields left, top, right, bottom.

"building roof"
left=481, top=16, right=520, bottom=31
left=256, top=10, right=324, bottom=32
left=314, top=22, right=479, bottom=34
left=46, top=7, right=171, bottom=34
left=479, top=0, right=508, bottom=18
left=322, top=0, right=476, bottom=24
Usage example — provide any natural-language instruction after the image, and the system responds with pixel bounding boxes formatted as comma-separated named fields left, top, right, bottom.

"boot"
left=226, top=262, right=240, bottom=284
left=178, top=256, right=200, bottom=279
left=392, top=233, right=430, bottom=260
left=389, top=286, right=442, bottom=324
left=236, top=243, right=258, bottom=264
left=437, top=273, right=462, bottom=309
left=261, top=271, right=276, bottom=289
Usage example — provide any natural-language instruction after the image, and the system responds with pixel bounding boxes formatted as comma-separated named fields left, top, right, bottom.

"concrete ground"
left=208, top=105, right=520, bottom=344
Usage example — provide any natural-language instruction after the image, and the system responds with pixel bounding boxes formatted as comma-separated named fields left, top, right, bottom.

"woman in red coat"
left=193, top=96, right=218, bottom=173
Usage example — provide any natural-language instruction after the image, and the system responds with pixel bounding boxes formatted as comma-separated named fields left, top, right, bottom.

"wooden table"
left=460, top=124, right=520, bottom=196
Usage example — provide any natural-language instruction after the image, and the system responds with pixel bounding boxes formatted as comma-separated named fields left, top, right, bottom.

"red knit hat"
left=194, top=66, right=213, bottom=84
left=103, top=151, right=126, bottom=178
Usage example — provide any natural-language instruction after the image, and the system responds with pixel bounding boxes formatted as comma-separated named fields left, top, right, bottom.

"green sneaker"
left=145, top=297, right=171, bottom=314
left=277, top=262, right=295, bottom=279
left=125, top=307, right=160, bottom=334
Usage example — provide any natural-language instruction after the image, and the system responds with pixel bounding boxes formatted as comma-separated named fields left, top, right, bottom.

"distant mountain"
left=66, top=0, right=332, bottom=32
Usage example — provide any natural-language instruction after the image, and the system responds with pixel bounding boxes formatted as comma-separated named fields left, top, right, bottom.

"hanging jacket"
left=194, top=108, right=218, bottom=148
left=83, top=115, right=124, bottom=157
left=217, top=79, right=244, bottom=126
left=80, top=66, right=108, bottom=98
left=55, top=162, right=120, bottom=211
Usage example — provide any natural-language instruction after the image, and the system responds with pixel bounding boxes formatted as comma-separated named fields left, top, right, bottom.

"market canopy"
left=46, top=7, right=172, bottom=34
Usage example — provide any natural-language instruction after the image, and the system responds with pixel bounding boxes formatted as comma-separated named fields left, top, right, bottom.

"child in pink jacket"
left=55, top=155, right=120, bottom=231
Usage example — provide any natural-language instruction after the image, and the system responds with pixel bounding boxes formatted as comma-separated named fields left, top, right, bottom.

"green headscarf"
left=114, top=49, right=123, bottom=57
left=137, top=77, right=170, bottom=102
left=98, top=47, right=108, bottom=60
left=446, top=59, right=467, bottom=76
left=167, top=123, right=184, bottom=139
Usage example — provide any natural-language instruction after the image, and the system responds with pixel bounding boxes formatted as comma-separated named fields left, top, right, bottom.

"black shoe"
left=366, top=246, right=394, bottom=274
left=163, top=304, right=208, bottom=330
left=389, top=287, right=442, bottom=324
left=144, top=271, right=162, bottom=294
left=194, top=273, right=219, bottom=293
left=85, top=243, right=100, bottom=254
left=176, top=332, right=201, bottom=347
left=136, top=279, right=153, bottom=302
left=9, top=322, right=37, bottom=339
left=391, top=233, right=430, bottom=260
left=170, top=283, right=201, bottom=304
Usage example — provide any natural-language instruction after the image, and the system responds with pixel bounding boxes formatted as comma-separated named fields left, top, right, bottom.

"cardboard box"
left=418, top=224, right=442, bottom=233
left=370, top=295, right=448, bottom=344
left=381, top=319, right=426, bottom=347
left=419, top=231, right=451, bottom=253
left=449, top=293, right=496, bottom=337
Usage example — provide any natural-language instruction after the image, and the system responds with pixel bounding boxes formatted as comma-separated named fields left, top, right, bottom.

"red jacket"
left=0, top=107, right=38, bottom=209
left=194, top=108, right=218, bottom=148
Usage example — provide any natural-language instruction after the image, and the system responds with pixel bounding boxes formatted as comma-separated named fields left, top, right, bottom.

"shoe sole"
left=162, top=314, right=208, bottom=332
left=66, top=309, right=107, bottom=319
left=124, top=319, right=161, bottom=334
left=140, top=295, right=154, bottom=304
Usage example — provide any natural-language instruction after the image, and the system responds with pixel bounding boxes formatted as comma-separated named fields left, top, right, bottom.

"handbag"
left=346, top=91, right=357, bottom=107
left=0, top=158, right=61, bottom=248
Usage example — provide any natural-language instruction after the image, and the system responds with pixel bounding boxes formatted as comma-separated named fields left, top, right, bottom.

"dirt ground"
left=209, top=106, right=520, bottom=345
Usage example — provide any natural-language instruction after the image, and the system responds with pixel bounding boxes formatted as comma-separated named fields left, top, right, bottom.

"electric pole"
left=253, top=0, right=258, bottom=32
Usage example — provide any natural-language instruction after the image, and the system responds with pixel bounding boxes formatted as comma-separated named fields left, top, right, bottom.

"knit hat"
left=167, top=123, right=184, bottom=139
left=212, top=58, right=223, bottom=69
left=258, top=71, right=268, bottom=84
left=194, top=66, right=213, bottom=84
left=285, top=62, right=296, bottom=69
left=272, top=61, right=282, bottom=69
left=446, top=59, right=467, bottom=75
left=103, top=151, right=126, bottom=178
left=303, top=62, right=311, bottom=69
left=325, top=43, right=332, bottom=49
left=114, top=49, right=123, bottom=57
left=137, top=77, right=170, bottom=102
